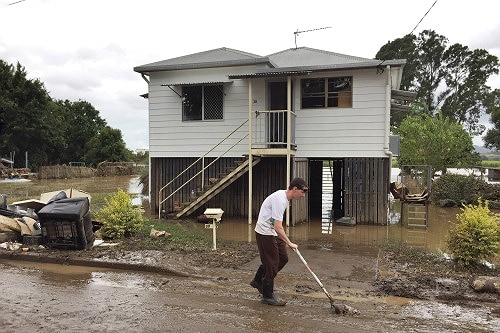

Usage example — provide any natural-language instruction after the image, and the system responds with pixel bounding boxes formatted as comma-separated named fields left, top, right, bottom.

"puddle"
left=0, top=259, right=171, bottom=290
left=401, top=301, right=500, bottom=331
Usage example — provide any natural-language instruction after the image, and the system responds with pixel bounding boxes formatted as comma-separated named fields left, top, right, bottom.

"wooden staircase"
left=173, top=155, right=261, bottom=218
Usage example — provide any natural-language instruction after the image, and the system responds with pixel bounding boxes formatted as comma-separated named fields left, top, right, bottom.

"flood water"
left=1, top=172, right=494, bottom=262
left=198, top=205, right=462, bottom=257
left=94, top=172, right=495, bottom=264
left=191, top=168, right=491, bottom=264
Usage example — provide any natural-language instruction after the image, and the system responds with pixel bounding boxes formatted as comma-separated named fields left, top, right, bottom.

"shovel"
left=293, top=248, right=356, bottom=315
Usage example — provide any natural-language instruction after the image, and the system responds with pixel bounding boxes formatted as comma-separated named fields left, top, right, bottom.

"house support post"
left=384, top=65, right=392, bottom=158
left=286, top=76, right=292, bottom=228
left=248, top=79, right=253, bottom=225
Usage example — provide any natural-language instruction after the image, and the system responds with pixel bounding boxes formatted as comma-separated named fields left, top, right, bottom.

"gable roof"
left=229, top=47, right=406, bottom=79
left=267, top=47, right=371, bottom=67
left=134, top=46, right=406, bottom=79
left=134, top=47, right=271, bottom=73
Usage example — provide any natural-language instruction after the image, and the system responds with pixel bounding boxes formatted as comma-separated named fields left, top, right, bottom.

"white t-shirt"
left=254, top=190, right=289, bottom=236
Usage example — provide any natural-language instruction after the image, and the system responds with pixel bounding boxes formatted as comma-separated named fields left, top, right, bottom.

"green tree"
left=376, top=34, right=418, bottom=92
left=413, top=30, right=448, bottom=114
left=0, top=60, right=56, bottom=168
left=395, top=113, right=480, bottom=175
left=1, top=59, right=132, bottom=168
left=54, top=99, right=107, bottom=163
left=483, top=89, right=500, bottom=149
left=84, top=126, right=131, bottom=166
left=441, top=45, right=499, bottom=135
left=376, top=30, right=499, bottom=133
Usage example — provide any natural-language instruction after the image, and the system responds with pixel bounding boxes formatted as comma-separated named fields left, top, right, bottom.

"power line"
left=410, top=0, right=438, bottom=35
left=8, top=0, right=29, bottom=5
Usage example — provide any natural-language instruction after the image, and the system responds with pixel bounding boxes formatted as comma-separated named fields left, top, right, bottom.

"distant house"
left=134, top=47, right=411, bottom=225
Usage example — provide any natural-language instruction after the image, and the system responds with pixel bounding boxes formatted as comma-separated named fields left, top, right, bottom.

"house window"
left=182, top=85, right=223, bottom=121
left=301, top=77, right=352, bottom=108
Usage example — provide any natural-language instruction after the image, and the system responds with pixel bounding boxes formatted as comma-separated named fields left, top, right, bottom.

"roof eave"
left=228, top=59, right=407, bottom=79
left=134, top=58, right=273, bottom=74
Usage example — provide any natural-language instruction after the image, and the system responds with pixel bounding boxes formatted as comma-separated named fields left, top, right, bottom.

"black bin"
left=38, top=197, right=94, bottom=250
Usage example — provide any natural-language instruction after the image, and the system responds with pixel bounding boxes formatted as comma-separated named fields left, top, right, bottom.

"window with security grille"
left=301, top=77, right=352, bottom=108
left=182, top=85, right=223, bottom=121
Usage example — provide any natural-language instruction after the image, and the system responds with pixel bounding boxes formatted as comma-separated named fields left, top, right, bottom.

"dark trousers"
left=255, top=232, right=289, bottom=282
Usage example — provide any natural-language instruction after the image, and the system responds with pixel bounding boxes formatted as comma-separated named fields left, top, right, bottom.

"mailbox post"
left=203, top=208, right=224, bottom=250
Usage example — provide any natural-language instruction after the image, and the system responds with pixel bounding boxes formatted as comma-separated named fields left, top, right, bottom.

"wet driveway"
left=1, top=246, right=498, bottom=333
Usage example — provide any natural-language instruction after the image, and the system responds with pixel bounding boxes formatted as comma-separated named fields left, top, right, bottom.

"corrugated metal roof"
left=267, top=47, right=371, bottom=67
left=228, top=70, right=312, bottom=79
left=135, top=46, right=406, bottom=79
left=161, top=80, right=232, bottom=86
left=134, top=47, right=271, bottom=73
left=228, top=59, right=406, bottom=79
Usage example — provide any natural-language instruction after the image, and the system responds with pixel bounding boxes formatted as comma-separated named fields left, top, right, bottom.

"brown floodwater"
left=202, top=204, right=459, bottom=248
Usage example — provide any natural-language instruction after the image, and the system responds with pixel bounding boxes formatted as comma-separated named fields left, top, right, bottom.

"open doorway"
left=268, top=82, right=289, bottom=147
left=308, top=159, right=344, bottom=221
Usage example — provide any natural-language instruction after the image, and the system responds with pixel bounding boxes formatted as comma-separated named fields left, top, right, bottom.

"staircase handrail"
left=158, top=119, right=248, bottom=218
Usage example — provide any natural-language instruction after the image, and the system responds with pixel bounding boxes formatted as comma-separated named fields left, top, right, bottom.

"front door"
left=268, top=82, right=288, bottom=147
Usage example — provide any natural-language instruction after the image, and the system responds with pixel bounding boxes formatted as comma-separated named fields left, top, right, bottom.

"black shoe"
left=250, top=279, right=263, bottom=295
left=261, top=295, right=286, bottom=306
left=261, top=280, right=286, bottom=306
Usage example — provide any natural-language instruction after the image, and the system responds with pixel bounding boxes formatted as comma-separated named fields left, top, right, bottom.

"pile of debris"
left=0, top=189, right=97, bottom=250
left=390, top=182, right=430, bottom=203
left=1, top=157, right=31, bottom=179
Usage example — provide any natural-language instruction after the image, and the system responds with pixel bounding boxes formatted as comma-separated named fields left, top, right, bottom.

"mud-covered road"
left=1, top=245, right=498, bottom=333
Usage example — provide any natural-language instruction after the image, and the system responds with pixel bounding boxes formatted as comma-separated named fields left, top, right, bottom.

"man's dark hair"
left=289, top=177, right=307, bottom=190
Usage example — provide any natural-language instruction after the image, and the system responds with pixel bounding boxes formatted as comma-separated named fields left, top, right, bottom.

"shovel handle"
left=293, top=248, right=325, bottom=288
left=293, top=248, right=338, bottom=307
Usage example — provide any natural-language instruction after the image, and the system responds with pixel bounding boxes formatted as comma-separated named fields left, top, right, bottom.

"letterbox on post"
left=203, top=208, right=224, bottom=250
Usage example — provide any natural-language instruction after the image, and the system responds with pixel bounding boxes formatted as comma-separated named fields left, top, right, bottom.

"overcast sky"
left=1, top=0, right=499, bottom=150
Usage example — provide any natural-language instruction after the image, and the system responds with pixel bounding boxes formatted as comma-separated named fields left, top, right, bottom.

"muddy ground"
left=1, top=236, right=499, bottom=332
left=4, top=236, right=499, bottom=305
left=108, top=237, right=500, bottom=304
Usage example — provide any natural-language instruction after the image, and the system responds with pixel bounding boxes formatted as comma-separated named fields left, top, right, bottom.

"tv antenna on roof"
left=294, top=26, right=332, bottom=48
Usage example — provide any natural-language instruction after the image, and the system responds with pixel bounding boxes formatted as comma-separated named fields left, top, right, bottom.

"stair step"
left=168, top=155, right=261, bottom=219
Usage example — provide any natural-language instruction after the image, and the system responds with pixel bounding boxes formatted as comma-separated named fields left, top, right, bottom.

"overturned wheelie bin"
left=37, top=196, right=94, bottom=250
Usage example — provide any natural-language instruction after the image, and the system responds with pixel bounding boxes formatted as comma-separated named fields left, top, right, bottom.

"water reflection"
left=190, top=166, right=463, bottom=256
left=204, top=209, right=455, bottom=253
left=211, top=203, right=497, bottom=265
left=129, top=176, right=147, bottom=206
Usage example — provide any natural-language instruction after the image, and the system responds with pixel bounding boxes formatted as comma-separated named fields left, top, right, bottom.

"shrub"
left=446, top=198, right=500, bottom=267
left=96, top=188, right=145, bottom=239
left=431, top=173, right=500, bottom=207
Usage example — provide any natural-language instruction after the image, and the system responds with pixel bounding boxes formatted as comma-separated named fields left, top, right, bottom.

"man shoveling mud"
left=250, top=177, right=308, bottom=306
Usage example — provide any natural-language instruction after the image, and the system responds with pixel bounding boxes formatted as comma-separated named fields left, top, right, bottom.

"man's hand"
left=274, top=220, right=297, bottom=250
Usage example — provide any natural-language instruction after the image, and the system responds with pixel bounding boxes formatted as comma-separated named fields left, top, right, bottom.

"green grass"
left=127, top=219, right=212, bottom=251
left=480, top=160, right=500, bottom=168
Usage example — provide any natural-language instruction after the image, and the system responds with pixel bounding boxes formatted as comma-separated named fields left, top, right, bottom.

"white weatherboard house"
left=134, top=47, right=409, bottom=225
